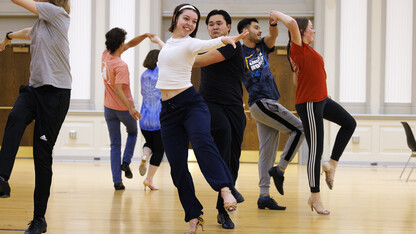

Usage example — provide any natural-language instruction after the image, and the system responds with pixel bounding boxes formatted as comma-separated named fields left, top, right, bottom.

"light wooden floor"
left=0, top=159, right=416, bottom=233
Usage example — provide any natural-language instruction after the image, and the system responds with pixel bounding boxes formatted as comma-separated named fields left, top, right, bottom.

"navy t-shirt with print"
left=242, top=37, right=280, bottom=106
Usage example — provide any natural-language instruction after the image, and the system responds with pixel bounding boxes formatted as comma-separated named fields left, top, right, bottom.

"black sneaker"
left=217, top=213, right=235, bottom=229
left=25, top=217, right=47, bottom=234
left=114, top=182, right=125, bottom=190
left=268, top=166, right=285, bottom=195
left=231, top=187, right=245, bottom=203
left=121, top=162, right=133, bottom=179
left=0, top=176, right=10, bottom=198
left=257, top=197, right=286, bottom=210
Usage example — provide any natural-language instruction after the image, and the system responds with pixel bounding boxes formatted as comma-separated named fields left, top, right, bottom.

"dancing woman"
left=139, top=49, right=164, bottom=190
left=156, top=3, right=247, bottom=233
left=270, top=10, right=356, bottom=215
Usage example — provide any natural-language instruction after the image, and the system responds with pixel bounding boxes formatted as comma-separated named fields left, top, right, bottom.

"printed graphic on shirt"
left=242, top=42, right=280, bottom=106
left=245, top=48, right=269, bottom=79
left=102, top=62, right=111, bottom=85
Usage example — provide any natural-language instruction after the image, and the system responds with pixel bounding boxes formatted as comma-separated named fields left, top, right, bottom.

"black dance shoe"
left=268, top=166, right=285, bottom=195
left=121, top=162, right=133, bottom=179
left=25, top=217, right=47, bottom=234
left=217, top=213, right=235, bottom=229
left=231, top=187, right=245, bottom=203
left=257, top=197, right=286, bottom=210
left=0, top=176, right=10, bottom=198
left=114, top=182, right=125, bottom=190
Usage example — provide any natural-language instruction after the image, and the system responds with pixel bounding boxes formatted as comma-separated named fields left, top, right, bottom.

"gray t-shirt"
left=29, top=2, right=71, bottom=89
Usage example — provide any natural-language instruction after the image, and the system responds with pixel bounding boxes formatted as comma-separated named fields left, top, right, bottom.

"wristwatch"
left=6, top=31, right=13, bottom=40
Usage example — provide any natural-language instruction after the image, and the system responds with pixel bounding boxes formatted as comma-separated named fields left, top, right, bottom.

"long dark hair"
left=168, top=3, right=201, bottom=38
left=287, top=17, right=310, bottom=71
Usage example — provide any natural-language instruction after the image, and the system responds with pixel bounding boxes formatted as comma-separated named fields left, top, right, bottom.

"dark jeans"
left=296, top=98, right=356, bottom=193
left=141, top=129, right=164, bottom=167
left=0, top=85, right=70, bottom=217
left=104, top=107, right=138, bottom=183
left=205, top=102, right=246, bottom=214
left=160, top=87, right=234, bottom=222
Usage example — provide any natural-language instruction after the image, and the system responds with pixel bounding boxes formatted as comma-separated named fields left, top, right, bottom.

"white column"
left=68, top=0, right=92, bottom=100
left=384, top=0, right=413, bottom=103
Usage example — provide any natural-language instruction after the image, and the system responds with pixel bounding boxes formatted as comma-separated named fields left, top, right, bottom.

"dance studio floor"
left=0, top=158, right=415, bottom=233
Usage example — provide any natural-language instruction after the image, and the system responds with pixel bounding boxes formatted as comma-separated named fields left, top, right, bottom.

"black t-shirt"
left=199, top=42, right=244, bottom=106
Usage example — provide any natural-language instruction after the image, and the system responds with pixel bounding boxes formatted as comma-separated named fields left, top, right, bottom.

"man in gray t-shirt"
left=0, top=1, right=71, bottom=233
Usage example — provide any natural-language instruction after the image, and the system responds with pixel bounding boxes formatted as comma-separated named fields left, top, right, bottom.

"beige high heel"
left=143, top=178, right=158, bottom=191
left=139, top=157, right=147, bottom=176
left=322, top=162, right=335, bottom=190
left=308, top=197, right=330, bottom=215
left=185, top=216, right=204, bottom=234
left=221, top=188, right=237, bottom=213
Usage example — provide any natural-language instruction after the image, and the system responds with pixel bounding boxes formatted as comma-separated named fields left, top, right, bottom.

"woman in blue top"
left=139, top=49, right=164, bottom=190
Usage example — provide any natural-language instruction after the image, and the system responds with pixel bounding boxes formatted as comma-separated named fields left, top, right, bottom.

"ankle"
left=329, top=159, right=338, bottom=167
left=310, top=192, right=321, bottom=200
left=277, top=166, right=285, bottom=176
left=259, top=194, right=270, bottom=199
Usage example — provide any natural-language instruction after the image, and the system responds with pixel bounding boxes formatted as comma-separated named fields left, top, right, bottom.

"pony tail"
left=287, top=32, right=294, bottom=72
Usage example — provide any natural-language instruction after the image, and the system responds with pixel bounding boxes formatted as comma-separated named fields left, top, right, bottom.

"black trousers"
left=0, top=85, right=70, bottom=217
left=205, top=102, right=246, bottom=214
left=141, top=129, right=164, bottom=167
left=296, top=98, right=356, bottom=193
left=160, top=87, right=233, bottom=222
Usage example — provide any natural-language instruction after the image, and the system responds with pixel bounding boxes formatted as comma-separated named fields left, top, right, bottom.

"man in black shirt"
left=194, top=9, right=246, bottom=230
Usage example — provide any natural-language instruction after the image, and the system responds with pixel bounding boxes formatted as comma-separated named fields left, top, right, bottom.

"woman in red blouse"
left=270, top=10, right=356, bottom=215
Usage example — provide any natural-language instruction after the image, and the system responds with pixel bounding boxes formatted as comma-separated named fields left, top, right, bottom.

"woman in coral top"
left=270, top=10, right=356, bottom=215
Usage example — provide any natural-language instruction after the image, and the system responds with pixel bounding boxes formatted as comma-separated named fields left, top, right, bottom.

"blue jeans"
left=104, top=107, right=138, bottom=183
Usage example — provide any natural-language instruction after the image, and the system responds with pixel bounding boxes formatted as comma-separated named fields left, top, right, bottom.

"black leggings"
left=296, top=98, right=356, bottom=193
left=141, top=129, right=164, bottom=167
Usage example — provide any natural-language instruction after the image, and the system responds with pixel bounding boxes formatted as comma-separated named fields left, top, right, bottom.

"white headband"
left=179, top=5, right=196, bottom=12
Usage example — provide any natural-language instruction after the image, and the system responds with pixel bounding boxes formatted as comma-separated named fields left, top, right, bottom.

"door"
left=0, top=44, right=34, bottom=157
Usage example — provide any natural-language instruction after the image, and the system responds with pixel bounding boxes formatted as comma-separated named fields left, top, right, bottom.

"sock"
left=259, top=195, right=270, bottom=200
left=277, top=168, right=285, bottom=176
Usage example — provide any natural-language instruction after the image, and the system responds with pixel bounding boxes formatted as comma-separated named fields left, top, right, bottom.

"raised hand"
left=221, top=31, right=249, bottom=48
left=269, top=10, right=279, bottom=25
left=149, top=34, right=165, bottom=48
left=0, top=36, right=11, bottom=52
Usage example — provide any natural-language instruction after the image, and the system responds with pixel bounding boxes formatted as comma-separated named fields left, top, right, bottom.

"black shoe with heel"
left=24, top=217, right=47, bottom=234
left=0, top=176, right=10, bottom=198
left=121, top=162, right=133, bottom=179
left=268, top=166, right=285, bottom=195
left=231, top=187, right=245, bottom=203
left=217, top=213, right=234, bottom=229
left=114, top=182, right=125, bottom=190
left=257, top=197, right=286, bottom=210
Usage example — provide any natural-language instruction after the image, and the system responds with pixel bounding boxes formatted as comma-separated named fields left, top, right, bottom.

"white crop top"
left=156, top=36, right=224, bottom=89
